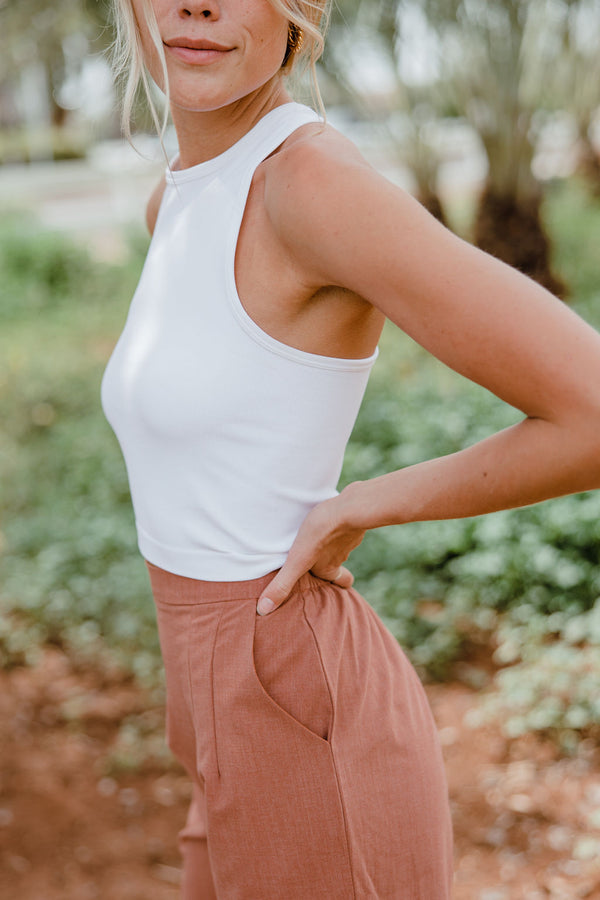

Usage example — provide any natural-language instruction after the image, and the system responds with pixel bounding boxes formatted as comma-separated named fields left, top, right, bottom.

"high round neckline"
left=165, top=102, right=318, bottom=185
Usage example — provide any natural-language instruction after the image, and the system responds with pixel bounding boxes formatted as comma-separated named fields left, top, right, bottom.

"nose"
left=179, top=1, right=220, bottom=18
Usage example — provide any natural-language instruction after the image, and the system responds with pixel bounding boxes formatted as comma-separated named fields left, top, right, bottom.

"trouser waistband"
left=146, top=560, right=319, bottom=605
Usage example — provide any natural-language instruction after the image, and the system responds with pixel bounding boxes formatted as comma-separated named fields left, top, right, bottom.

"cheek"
left=246, top=0, right=289, bottom=58
left=132, top=0, right=171, bottom=89
left=254, top=23, right=289, bottom=75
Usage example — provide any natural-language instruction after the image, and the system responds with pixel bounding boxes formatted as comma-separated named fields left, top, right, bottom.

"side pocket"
left=252, top=595, right=333, bottom=743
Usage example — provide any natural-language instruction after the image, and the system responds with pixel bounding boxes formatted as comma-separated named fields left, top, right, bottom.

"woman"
left=101, top=0, right=600, bottom=897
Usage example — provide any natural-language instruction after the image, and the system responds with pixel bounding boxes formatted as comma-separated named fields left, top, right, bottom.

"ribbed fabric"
left=101, top=102, right=378, bottom=580
left=147, top=563, right=454, bottom=899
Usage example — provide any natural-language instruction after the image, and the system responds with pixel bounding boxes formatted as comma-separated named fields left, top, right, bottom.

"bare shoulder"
left=275, top=119, right=370, bottom=174
left=263, top=119, right=418, bottom=280
left=146, top=176, right=167, bottom=236
left=265, top=121, right=373, bottom=222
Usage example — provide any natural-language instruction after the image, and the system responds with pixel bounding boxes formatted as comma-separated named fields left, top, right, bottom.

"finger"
left=332, top=565, right=354, bottom=588
left=257, top=563, right=355, bottom=615
left=312, top=564, right=354, bottom=589
left=256, top=560, right=308, bottom=616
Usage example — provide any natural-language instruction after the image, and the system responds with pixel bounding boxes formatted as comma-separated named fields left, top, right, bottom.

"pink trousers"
left=147, top=563, right=453, bottom=899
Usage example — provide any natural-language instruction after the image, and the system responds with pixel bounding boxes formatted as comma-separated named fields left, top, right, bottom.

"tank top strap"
left=165, top=102, right=321, bottom=188
left=231, top=101, right=322, bottom=181
left=225, top=102, right=322, bottom=279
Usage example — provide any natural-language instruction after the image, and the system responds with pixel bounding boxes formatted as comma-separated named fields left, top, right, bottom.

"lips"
left=164, top=37, right=233, bottom=52
left=163, top=37, right=234, bottom=65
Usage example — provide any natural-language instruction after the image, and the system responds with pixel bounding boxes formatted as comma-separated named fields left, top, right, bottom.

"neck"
left=170, top=79, right=292, bottom=169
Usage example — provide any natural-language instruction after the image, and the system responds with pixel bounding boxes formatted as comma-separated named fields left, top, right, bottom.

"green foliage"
left=475, top=633, right=600, bottom=751
left=544, top=177, right=600, bottom=323
left=0, top=219, right=95, bottom=319
left=0, top=128, right=90, bottom=166
left=0, top=222, right=158, bottom=684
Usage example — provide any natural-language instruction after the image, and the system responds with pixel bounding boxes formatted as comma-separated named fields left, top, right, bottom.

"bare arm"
left=258, top=133, right=600, bottom=612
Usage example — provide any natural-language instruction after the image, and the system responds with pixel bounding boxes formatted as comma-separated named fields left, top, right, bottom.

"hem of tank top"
left=225, top=165, right=380, bottom=373
left=138, top=530, right=292, bottom=573
left=140, top=553, right=292, bottom=584
left=163, top=101, right=320, bottom=185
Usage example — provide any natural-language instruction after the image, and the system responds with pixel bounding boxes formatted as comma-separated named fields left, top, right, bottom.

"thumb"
left=257, top=563, right=305, bottom=616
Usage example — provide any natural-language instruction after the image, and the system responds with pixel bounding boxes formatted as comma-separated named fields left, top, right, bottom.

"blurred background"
left=1, top=1, right=600, bottom=898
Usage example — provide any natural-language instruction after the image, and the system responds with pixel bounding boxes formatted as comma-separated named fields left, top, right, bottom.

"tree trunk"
left=577, top=132, right=600, bottom=199
left=43, top=59, right=68, bottom=130
left=474, top=186, right=567, bottom=298
left=417, top=189, right=448, bottom=225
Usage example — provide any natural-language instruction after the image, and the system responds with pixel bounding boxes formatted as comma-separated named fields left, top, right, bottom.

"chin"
left=170, top=83, right=276, bottom=115
left=168, top=87, right=233, bottom=112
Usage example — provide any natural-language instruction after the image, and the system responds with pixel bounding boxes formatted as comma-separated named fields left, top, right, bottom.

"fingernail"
left=257, top=597, right=275, bottom=616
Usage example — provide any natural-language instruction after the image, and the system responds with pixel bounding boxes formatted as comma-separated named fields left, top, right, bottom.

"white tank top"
left=101, top=102, right=378, bottom=580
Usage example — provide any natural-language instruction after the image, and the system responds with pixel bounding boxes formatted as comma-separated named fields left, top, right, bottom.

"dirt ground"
left=1, top=646, right=599, bottom=900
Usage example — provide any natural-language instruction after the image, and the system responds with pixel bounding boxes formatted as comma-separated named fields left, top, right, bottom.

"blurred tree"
left=1, top=0, right=88, bottom=127
left=327, top=0, right=600, bottom=294
left=551, top=0, right=600, bottom=193
left=324, top=0, right=450, bottom=223
left=0, top=0, right=112, bottom=148
left=423, top=0, right=574, bottom=295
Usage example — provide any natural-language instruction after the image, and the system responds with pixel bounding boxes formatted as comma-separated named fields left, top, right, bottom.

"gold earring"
left=282, top=22, right=304, bottom=66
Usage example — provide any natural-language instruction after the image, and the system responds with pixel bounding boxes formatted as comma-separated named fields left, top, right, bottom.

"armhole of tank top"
left=224, top=127, right=379, bottom=374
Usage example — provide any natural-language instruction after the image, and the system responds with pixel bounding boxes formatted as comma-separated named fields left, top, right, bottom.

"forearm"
left=342, top=416, right=600, bottom=531
left=257, top=414, right=600, bottom=611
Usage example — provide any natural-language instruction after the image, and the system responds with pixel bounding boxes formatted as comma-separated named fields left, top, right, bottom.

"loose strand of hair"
left=110, top=0, right=171, bottom=166
left=275, top=0, right=331, bottom=120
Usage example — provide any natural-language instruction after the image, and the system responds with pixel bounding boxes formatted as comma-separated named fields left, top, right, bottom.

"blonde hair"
left=110, top=0, right=330, bottom=144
